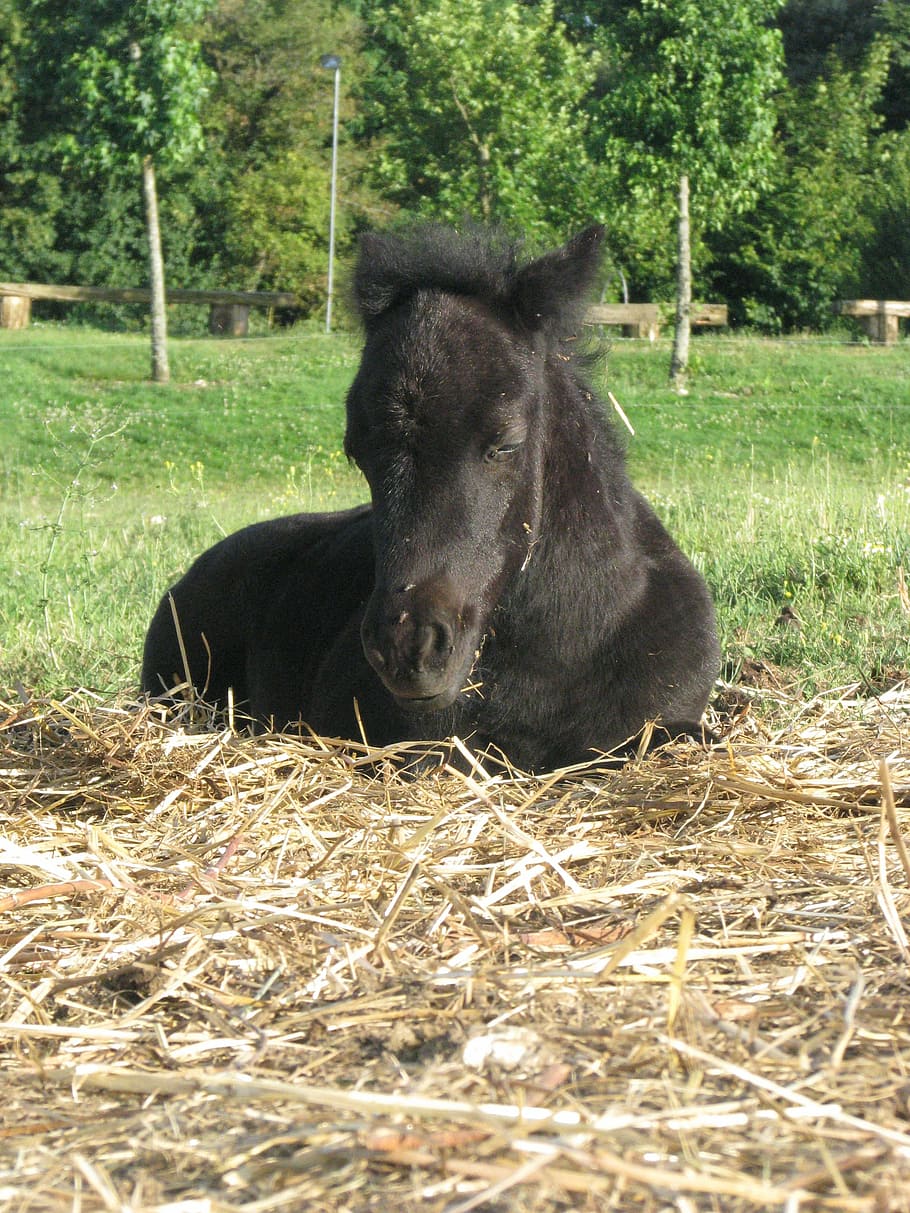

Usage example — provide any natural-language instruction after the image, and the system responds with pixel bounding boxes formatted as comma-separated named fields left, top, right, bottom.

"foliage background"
left=1, top=0, right=909, bottom=330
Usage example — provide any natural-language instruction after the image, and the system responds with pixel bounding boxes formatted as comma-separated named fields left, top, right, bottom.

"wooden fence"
left=0, top=280, right=731, bottom=341
left=834, top=300, right=910, bottom=345
left=584, top=301, right=728, bottom=341
left=0, top=282, right=298, bottom=336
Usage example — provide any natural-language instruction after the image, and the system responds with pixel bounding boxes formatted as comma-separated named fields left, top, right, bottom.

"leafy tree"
left=6, top=0, right=902, bottom=339
left=707, top=41, right=892, bottom=329
left=590, top=0, right=785, bottom=387
left=48, top=168, right=213, bottom=330
left=779, top=0, right=910, bottom=130
left=0, top=0, right=68, bottom=281
left=779, top=0, right=881, bottom=84
left=860, top=128, right=910, bottom=298
left=879, top=0, right=910, bottom=131
left=24, top=0, right=214, bottom=380
left=198, top=0, right=372, bottom=310
left=355, top=0, right=601, bottom=243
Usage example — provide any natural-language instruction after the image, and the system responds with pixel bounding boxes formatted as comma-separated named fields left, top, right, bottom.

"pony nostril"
left=438, top=623, right=455, bottom=658
left=414, top=620, right=454, bottom=669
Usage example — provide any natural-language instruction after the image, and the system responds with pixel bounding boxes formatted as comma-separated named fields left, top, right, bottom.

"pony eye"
left=485, top=441, right=521, bottom=464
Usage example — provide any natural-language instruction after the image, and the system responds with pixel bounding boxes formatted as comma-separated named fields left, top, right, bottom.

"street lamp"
left=320, top=53, right=341, bottom=333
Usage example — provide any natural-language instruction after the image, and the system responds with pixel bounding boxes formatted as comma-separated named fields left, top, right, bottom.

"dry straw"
left=1, top=677, right=909, bottom=1211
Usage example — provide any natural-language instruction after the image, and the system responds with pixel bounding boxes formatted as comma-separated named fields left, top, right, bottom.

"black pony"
left=142, top=225, right=719, bottom=771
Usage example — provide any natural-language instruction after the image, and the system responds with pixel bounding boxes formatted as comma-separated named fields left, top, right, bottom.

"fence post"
left=209, top=304, right=250, bottom=337
left=0, top=295, right=31, bottom=329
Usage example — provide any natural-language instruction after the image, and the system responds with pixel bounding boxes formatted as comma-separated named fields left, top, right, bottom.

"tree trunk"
left=475, top=141, right=492, bottom=220
left=142, top=155, right=169, bottom=384
left=669, top=172, right=691, bottom=394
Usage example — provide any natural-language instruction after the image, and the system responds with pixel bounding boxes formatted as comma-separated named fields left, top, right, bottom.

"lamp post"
left=320, top=53, right=341, bottom=333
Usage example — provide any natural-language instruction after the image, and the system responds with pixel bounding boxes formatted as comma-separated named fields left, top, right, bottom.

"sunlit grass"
left=641, top=463, right=909, bottom=697
left=1, top=325, right=908, bottom=698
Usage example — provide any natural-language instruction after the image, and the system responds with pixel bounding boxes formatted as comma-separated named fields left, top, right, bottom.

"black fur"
left=142, top=224, right=719, bottom=771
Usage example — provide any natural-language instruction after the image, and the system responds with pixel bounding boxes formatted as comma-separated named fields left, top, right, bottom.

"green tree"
left=707, top=41, right=892, bottom=329
left=25, top=0, right=214, bottom=381
left=198, top=0, right=372, bottom=311
left=0, top=0, right=68, bottom=281
left=356, top=0, right=601, bottom=242
left=779, top=0, right=910, bottom=130
left=591, top=0, right=784, bottom=387
left=861, top=127, right=910, bottom=298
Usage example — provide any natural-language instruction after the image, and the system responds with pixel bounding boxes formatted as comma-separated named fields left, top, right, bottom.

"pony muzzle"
left=361, top=586, right=476, bottom=709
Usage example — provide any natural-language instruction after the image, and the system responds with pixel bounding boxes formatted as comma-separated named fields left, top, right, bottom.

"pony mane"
left=353, top=223, right=604, bottom=339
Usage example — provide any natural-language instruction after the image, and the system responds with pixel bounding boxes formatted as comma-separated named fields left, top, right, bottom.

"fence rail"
left=0, top=280, right=733, bottom=341
left=833, top=299, right=910, bottom=345
left=0, top=281, right=298, bottom=336
left=585, top=301, right=728, bottom=341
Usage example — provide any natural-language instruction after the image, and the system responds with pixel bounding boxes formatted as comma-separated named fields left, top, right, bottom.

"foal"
left=142, top=224, right=719, bottom=771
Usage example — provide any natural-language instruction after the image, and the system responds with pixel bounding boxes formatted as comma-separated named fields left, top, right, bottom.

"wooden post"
left=834, top=300, right=909, bottom=344
left=865, top=306, right=900, bottom=346
left=209, top=304, right=250, bottom=337
left=0, top=295, right=31, bottom=329
left=142, top=154, right=170, bottom=384
left=669, top=172, right=691, bottom=392
left=621, top=318, right=660, bottom=341
left=586, top=303, right=661, bottom=339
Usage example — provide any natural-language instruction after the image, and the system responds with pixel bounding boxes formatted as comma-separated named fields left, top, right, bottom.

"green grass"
left=1, top=323, right=908, bottom=703
left=0, top=324, right=362, bottom=497
left=607, top=338, right=910, bottom=697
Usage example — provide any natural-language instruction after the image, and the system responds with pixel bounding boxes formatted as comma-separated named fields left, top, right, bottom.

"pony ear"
left=510, top=225, right=605, bottom=335
left=352, top=232, right=402, bottom=323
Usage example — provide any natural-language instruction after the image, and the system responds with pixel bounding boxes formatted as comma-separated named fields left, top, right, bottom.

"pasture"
left=2, top=324, right=910, bottom=1210
left=1, top=325, right=908, bottom=699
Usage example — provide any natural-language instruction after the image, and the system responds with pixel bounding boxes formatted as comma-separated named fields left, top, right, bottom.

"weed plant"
left=1, top=324, right=907, bottom=705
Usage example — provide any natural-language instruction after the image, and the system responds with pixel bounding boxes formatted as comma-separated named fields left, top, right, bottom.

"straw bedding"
left=1, top=678, right=909, bottom=1212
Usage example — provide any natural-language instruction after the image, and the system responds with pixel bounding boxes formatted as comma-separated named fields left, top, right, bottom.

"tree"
left=25, top=0, right=214, bottom=381
left=861, top=128, right=910, bottom=299
left=706, top=39, right=896, bottom=329
left=779, top=0, right=910, bottom=130
left=591, top=0, right=784, bottom=388
left=0, top=0, right=69, bottom=281
left=198, top=0, right=372, bottom=310
left=356, top=0, right=601, bottom=243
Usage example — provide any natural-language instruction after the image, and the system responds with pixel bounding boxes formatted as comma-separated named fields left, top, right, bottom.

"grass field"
left=1, top=322, right=908, bottom=702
